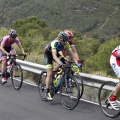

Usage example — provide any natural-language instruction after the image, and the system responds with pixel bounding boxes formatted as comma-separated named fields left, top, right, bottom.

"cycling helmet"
left=64, top=30, right=73, bottom=39
left=8, top=29, right=17, bottom=38
left=58, top=31, right=69, bottom=42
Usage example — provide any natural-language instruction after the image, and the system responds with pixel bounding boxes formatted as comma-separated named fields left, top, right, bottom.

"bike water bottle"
left=7, top=66, right=11, bottom=73
left=53, top=74, right=62, bottom=86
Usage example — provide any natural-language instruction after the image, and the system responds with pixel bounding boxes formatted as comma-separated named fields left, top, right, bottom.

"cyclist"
left=109, top=45, right=120, bottom=110
left=0, top=29, right=26, bottom=84
left=54, top=30, right=82, bottom=71
left=63, top=30, right=81, bottom=63
left=44, top=31, right=82, bottom=100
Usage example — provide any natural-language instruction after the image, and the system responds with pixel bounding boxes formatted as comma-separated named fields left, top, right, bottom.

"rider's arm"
left=16, top=43, right=25, bottom=54
left=69, top=40, right=81, bottom=62
left=52, top=50, right=61, bottom=65
left=71, top=46, right=80, bottom=60
left=68, top=49, right=78, bottom=64
left=65, top=42, right=78, bottom=64
left=1, top=43, right=9, bottom=55
left=58, top=51, right=64, bottom=57
left=51, top=41, right=61, bottom=65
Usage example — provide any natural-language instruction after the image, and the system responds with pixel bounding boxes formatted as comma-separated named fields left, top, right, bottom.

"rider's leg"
left=1, top=59, right=7, bottom=83
left=46, top=67, right=53, bottom=90
left=110, top=81, right=120, bottom=101
left=45, top=65, right=53, bottom=100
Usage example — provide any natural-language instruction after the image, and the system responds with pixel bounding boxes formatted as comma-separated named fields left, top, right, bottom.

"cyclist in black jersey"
left=44, top=31, right=81, bottom=100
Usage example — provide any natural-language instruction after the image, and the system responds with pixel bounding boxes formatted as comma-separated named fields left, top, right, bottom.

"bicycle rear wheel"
left=11, top=63, right=23, bottom=90
left=98, top=81, right=120, bottom=118
left=60, top=76, right=80, bottom=110
left=38, top=71, right=47, bottom=101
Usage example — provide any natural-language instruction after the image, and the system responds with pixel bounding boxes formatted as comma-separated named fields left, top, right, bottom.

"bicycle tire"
left=11, top=63, right=23, bottom=90
left=60, top=75, right=80, bottom=110
left=38, top=71, right=47, bottom=101
left=98, top=81, right=120, bottom=118
left=74, top=74, right=84, bottom=98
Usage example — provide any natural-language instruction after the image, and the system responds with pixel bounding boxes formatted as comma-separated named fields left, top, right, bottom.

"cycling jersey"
left=1, top=35, right=20, bottom=47
left=45, top=39, right=71, bottom=52
left=110, top=45, right=120, bottom=77
left=44, top=39, right=71, bottom=68
left=0, top=35, right=20, bottom=60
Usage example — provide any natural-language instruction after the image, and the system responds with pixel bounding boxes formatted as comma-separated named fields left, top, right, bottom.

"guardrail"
left=16, top=59, right=119, bottom=88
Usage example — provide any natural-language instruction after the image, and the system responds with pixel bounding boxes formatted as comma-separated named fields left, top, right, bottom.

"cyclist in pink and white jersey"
left=109, top=45, right=120, bottom=110
left=0, top=29, right=26, bottom=84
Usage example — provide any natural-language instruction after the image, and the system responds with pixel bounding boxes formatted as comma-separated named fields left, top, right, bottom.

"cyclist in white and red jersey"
left=109, top=45, right=120, bottom=110
left=63, top=30, right=81, bottom=63
left=0, top=29, right=26, bottom=84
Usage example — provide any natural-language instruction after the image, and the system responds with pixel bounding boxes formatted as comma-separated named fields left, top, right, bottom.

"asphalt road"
left=0, top=80, right=119, bottom=120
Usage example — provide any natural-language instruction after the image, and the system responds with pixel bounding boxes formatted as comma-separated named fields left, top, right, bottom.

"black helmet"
left=58, top=31, right=69, bottom=42
left=8, top=29, right=17, bottom=38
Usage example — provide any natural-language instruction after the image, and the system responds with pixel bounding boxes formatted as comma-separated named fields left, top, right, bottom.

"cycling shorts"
left=44, top=51, right=65, bottom=68
left=0, top=47, right=16, bottom=60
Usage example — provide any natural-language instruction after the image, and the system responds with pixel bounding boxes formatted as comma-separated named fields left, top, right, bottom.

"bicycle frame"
left=38, top=61, right=81, bottom=110
left=5, top=54, right=26, bottom=76
left=52, top=63, right=77, bottom=94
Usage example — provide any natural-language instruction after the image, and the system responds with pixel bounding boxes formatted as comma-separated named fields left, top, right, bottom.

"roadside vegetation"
left=0, top=16, right=119, bottom=79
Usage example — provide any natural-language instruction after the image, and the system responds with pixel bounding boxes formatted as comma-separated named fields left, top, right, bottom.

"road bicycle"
left=38, top=61, right=83, bottom=110
left=98, top=80, right=120, bottom=118
left=0, top=54, right=26, bottom=90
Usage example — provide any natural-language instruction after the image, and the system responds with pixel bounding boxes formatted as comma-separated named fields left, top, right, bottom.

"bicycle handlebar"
left=64, top=59, right=83, bottom=72
left=7, top=54, right=27, bottom=61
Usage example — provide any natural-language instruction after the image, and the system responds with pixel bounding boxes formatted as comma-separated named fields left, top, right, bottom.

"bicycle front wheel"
left=74, top=74, right=84, bottom=98
left=60, top=76, right=80, bottom=110
left=98, top=81, right=120, bottom=118
left=38, top=71, right=47, bottom=101
left=11, top=63, right=23, bottom=90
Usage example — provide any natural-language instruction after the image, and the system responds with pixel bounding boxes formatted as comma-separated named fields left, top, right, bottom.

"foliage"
left=12, top=16, right=51, bottom=53
left=0, top=0, right=120, bottom=40
left=84, top=38, right=120, bottom=77
left=0, top=27, right=8, bottom=39
left=0, top=15, right=120, bottom=78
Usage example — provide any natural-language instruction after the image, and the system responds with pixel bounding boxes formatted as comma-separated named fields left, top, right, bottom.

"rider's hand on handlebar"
left=59, top=62, right=64, bottom=68
left=23, top=52, right=27, bottom=55
left=76, top=63, right=82, bottom=69
left=6, top=53, right=11, bottom=56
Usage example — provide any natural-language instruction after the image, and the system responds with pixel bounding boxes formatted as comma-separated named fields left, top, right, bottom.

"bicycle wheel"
left=98, top=81, right=120, bottom=118
left=38, top=71, right=47, bottom=101
left=74, top=74, right=84, bottom=98
left=60, top=75, right=80, bottom=110
left=11, top=63, right=23, bottom=90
